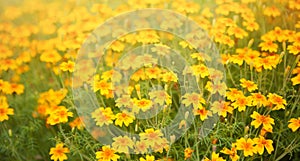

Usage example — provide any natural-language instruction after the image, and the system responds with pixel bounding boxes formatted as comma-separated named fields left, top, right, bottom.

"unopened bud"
left=245, top=126, right=249, bottom=134
left=248, top=39, right=254, bottom=48
left=8, top=129, right=12, bottom=137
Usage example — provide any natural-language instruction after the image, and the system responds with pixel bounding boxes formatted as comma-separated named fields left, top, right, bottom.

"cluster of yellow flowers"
left=1, top=0, right=300, bottom=160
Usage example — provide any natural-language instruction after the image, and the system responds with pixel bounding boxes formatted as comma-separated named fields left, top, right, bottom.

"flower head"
left=49, top=143, right=69, bottom=161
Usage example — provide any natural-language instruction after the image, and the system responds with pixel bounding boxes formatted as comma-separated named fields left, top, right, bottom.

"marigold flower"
left=40, top=50, right=62, bottom=63
left=263, top=6, right=281, bottom=17
left=91, top=107, right=115, bottom=127
left=137, top=30, right=160, bottom=44
left=149, top=90, right=172, bottom=106
left=49, top=143, right=69, bottom=161
left=3, top=83, right=24, bottom=95
left=47, top=106, right=73, bottom=125
left=60, top=60, right=75, bottom=72
left=69, top=117, right=84, bottom=130
left=212, top=100, right=233, bottom=117
left=110, top=40, right=125, bottom=52
left=226, top=88, right=243, bottom=101
left=184, top=148, right=194, bottom=160
left=231, top=96, right=251, bottom=112
left=227, top=26, right=248, bottom=39
left=161, top=71, right=178, bottom=82
left=182, top=92, right=206, bottom=108
left=151, top=44, right=171, bottom=56
left=221, top=147, right=239, bottom=161
left=288, top=117, right=300, bottom=132
left=0, top=96, right=14, bottom=122
left=205, top=81, right=227, bottom=96
left=254, top=136, right=274, bottom=155
left=194, top=107, right=212, bottom=121
left=230, top=53, right=245, bottom=66
left=259, top=56, right=279, bottom=70
left=259, top=41, right=278, bottom=52
left=93, top=80, right=112, bottom=95
left=203, top=152, right=225, bottom=161
left=96, top=146, right=120, bottom=161
left=115, top=112, right=134, bottom=127
left=242, top=21, right=259, bottom=31
left=112, top=136, right=134, bottom=153
left=240, top=78, right=258, bottom=92
left=267, top=93, right=287, bottom=110
left=287, top=43, right=300, bottom=55
left=139, top=128, right=164, bottom=148
left=140, top=155, right=155, bottom=161
left=250, top=111, right=274, bottom=130
left=291, top=75, right=300, bottom=85
left=250, top=93, right=268, bottom=107
left=145, top=67, right=162, bottom=79
left=191, top=64, right=209, bottom=78
left=133, top=98, right=153, bottom=112
left=235, top=138, right=256, bottom=157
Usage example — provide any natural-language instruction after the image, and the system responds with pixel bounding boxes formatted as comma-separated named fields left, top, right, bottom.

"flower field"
left=1, top=0, right=300, bottom=160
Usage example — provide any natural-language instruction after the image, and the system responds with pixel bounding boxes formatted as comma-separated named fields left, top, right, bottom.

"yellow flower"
left=182, top=92, right=206, bottom=108
left=60, top=60, right=75, bottom=72
left=161, top=71, right=178, bottom=83
left=91, top=107, right=115, bottom=127
left=40, top=50, right=62, bottom=63
left=96, top=146, right=120, bottom=161
left=288, top=117, right=300, bottom=132
left=0, top=59, right=17, bottom=71
left=259, top=56, right=279, bottom=70
left=0, top=96, right=14, bottom=122
left=242, top=21, right=259, bottom=31
left=47, top=106, right=73, bottom=125
left=191, top=64, right=209, bottom=78
left=221, top=147, right=239, bottom=161
left=110, top=40, right=125, bottom=52
left=250, top=111, right=274, bottom=130
left=179, top=40, right=193, bottom=49
left=173, top=1, right=200, bottom=14
left=226, top=88, right=243, bottom=101
left=133, top=98, right=153, bottom=112
left=204, top=152, right=225, bottom=161
left=205, top=81, right=227, bottom=96
left=49, top=143, right=69, bottom=161
left=235, top=138, right=256, bottom=157
left=3, top=83, right=24, bottom=95
left=140, top=155, right=155, bottom=161
left=263, top=6, right=281, bottom=17
left=230, top=52, right=245, bottom=66
left=145, top=67, right=162, bottom=79
left=250, top=93, right=268, bottom=107
left=149, top=90, right=172, bottom=106
left=115, top=112, right=134, bottom=127
left=112, top=136, right=134, bottom=153
left=267, top=93, right=287, bottom=110
left=231, top=96, right=251, bottom=112
left=194, top=107, right=212, bottom=121
left=137, top=30, right=160, bottom=44
left=184, top=148, right=194, bottom=160
left=93, top=80, right=112, bottom=95
left=291, top=75, right=300, bottom=86
left=259, top=41, right=278, bottom=52
left=240, top=78, right=258, bottom=92
left=227, top=26, right=248, bottom=39
left=254, top=136, right=274, bottom=155
left=69, top=117, right=84, bottom=130
left=211, top=101, right=233, bottom=117
left=139, top=128, right=164, bottom=148
left=287, top=43, right=300, bottom=55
